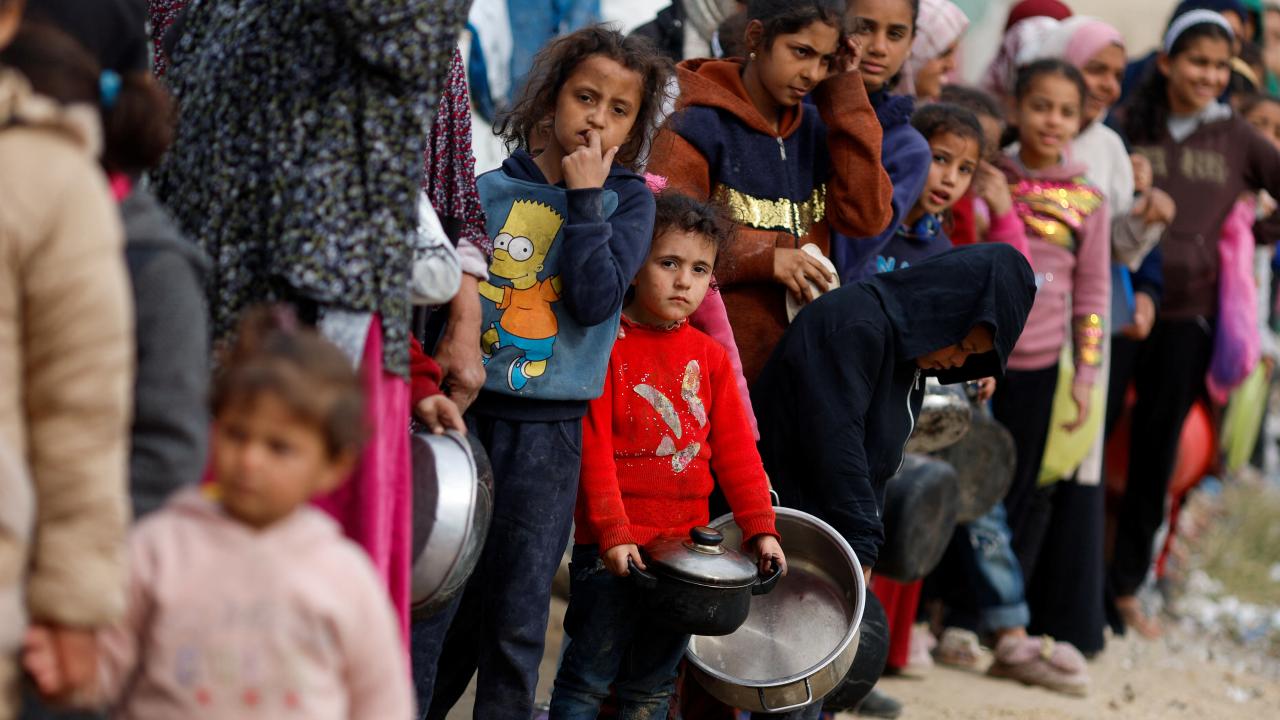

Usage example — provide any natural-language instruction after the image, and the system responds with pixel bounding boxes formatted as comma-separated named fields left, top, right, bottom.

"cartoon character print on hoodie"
left=752, top=244, right=1036, bottom=568
left=474, top=150, right=654, bottom=408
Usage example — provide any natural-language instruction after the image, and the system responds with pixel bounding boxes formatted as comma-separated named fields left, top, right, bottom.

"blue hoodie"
left=468, top=149, right=656, bottom=421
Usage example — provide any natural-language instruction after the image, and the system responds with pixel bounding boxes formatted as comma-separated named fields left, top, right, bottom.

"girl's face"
left=916, top=324, right=994, bottom=371
left=849, top=0, right=915, bottom=92
left=1015, top=73, right=1082, bottom=168
left=746, top=20, right=842, bottom=108
left=1079, top=43, right=1125, bottom=125
left=1245, top=100, right=1280, bottom=151
left=549, top=54, right=643, bottom=159
left=627, top=229, right=716, bottom=326
left=1159, top=36, right=1232, bottom=115
left=214, top=392, right=352, bottom=529
left=913, top=41, right=959, bottom=101
left=917, top=130, right=979, bottom=216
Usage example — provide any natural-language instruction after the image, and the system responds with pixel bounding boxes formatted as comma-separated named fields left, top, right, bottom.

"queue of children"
left=4, top=0, right=1280, bottom=719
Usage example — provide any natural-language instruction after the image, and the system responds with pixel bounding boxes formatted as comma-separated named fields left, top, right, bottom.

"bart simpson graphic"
left=479, top=200, right=565, bottom=391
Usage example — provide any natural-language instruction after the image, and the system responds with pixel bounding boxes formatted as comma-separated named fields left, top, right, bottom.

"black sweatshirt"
left=752, top=244, right=1036, bottom=568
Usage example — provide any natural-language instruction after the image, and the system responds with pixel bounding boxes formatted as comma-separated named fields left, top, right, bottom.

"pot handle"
left=751, top=559, right=783, bottom=596
left=627, top=558, right=659, bottom=590
left=758, top=677, right=813, bottom=712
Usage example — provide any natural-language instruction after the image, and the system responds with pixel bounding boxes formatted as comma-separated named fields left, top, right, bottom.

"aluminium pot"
left=905, top=377, right=973, bottom=454
left=631, top=526, right=782, bottom=636
left=409, top=430, right=494, bottom=619
left=686, top=508, right=867, bottom=713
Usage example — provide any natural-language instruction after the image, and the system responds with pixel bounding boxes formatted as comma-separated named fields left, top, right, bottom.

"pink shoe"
left=900, top=623, right=936, bottom=677
left=986, top=634, right=1089, bottom=696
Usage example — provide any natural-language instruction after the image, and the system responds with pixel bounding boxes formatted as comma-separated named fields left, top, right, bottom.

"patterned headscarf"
left=897, top=0, right=969, bottom=99
left=981, top=16, right=1059, bottom=101
left=1040, top=16, right=1125, bottom=70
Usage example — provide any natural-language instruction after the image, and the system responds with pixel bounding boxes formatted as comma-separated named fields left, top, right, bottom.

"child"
left=549, top=193, right=785, bottom=718
left=896, top=0, right=969, bottom=102
left=1110, top=10, right=1280, bottom=637
left=648, top=0, right=893, bottom=384
left=994, top=59, right=1110, bottom=584
left=23, top=309, right=413, bottom=719
left=832, top=0, right=936, bottom=283
left=410, top=26, right=672, bottom=718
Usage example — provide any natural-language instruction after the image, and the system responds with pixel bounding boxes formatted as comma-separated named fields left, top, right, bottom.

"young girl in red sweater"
left=549, top=193, right=786, bottom=718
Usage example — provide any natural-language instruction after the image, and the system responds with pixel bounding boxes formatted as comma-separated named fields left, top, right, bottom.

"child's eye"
left=890, top=30, right=906, bottom=41
left=579, top=93, right=593, bottom=103
left=661, top=259, right=678, bottom=269
left=694, top=264, right=710, bottom=274
left=795, top=47, right=809, bottom=58
left=613, top=106, right=627, bottom=116
left=268, top=438, right=294, bottom=456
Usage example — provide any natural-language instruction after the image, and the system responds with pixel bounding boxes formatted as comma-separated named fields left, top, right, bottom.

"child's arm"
left=578, top=363, right=635, bottom=552
left=409, top=340, right=464, bottom=433
left=814, top=72, right=893, bottom=238
left=688, top=290, right=759, bottom=439
left=1070, top=200, right=1112, bottom=391
left=985, top=206, right=1033, bottom=261
left=92, top=532, right=159, bottom=707
left=557, top=175, right=657, bottom=327
left=705, top=347, right=776, bottom=543
left=338, top=552, right=415, bottom=720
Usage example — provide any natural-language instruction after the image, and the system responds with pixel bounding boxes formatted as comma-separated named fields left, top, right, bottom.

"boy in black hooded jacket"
left=753, top=243, right=1036, bottom=580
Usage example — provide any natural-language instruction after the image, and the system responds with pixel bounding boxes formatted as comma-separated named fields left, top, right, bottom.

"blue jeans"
left=411, top=415, right=583, bottom=719
left=506, top=0, right=600, bottom=101
left=965, top=503, right=1031, bottom=633
left=549, top=545, right=690, bottom=719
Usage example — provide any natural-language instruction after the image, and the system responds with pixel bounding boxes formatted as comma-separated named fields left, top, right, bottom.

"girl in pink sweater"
left=23, top=308, right=414, bottom=720
left=992, top=59, right=1110, bottom=577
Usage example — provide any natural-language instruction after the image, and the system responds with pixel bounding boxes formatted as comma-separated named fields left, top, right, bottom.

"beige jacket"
left=0, top=69, right=132, bottom=714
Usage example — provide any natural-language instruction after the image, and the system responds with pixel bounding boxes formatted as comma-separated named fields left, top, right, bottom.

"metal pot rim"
left=685, top=507, right=866, bottom=688
left=409, top=429, right=480, bottom=609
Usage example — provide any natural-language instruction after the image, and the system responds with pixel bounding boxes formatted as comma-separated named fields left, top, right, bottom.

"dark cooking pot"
left=821, top=592, right=890, bottom=711
left=630, top=526, right=782, bottom=636
left=876, top=453, right=960, bottom=583
left=933, top=401, right=1016, bottom=524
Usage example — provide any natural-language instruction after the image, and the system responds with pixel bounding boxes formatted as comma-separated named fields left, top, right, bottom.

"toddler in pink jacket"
left=23, top=308, right=414, bottom=720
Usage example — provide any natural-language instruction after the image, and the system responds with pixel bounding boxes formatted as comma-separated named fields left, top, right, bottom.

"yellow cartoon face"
left=490, top=200, right=565, bottom=284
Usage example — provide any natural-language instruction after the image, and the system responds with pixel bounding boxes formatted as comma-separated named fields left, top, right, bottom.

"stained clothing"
left=152, top=0, right=471, bottom=376
left=753, top=244, right=1036, bottom=568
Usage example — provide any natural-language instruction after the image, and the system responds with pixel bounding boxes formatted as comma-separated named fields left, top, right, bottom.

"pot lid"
left=644, top=526, right=759, bottom=588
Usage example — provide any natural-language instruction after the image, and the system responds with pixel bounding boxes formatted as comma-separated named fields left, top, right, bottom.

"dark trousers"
left=411, top=415, right=583, bottom=719
left=1107, top=318, right=1214, bottom=597
left=1026, top=481, right=1106, bottom=654
left=990, top=364, right=1060, bottom=580
left=548, top=545, right=690, bottom=719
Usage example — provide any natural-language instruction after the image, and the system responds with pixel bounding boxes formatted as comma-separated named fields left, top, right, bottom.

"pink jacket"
left=94, top=489, right=413, bottom=719
left=690, top=288, right=759, bottom=438
left=999, top=159, right=1111, bottom=386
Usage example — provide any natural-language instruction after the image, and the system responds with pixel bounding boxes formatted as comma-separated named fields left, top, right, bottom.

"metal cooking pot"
left=905, top=378, right=972, bottom=453
left=933, top=402, right=1016, bottom=524
left=631, top=526, right=782, bottom=636
left=876, top=454, right=960, bottom=583
left=687, top=508, right=865, bottom=713
left=818, top=592, right=890, bottom=711
left=409, top=430, right=493, bottom=619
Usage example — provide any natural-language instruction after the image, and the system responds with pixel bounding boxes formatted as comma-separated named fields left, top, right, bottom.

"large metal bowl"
left=409, top=430, right=493, bottom=618
left=686, top=508, right=865, bottom=713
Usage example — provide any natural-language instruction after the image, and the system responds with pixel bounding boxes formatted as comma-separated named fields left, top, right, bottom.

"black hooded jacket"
left=752, top=244, right=1036, bottom=568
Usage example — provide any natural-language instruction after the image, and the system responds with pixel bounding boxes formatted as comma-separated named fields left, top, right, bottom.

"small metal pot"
left=630, top=526, right=782, bottom=637
left=687, top=509, right=865, bottom=713
left=933, top=403, right=1016, bottom=524
left=905, top=378, right=973, bottom=453
left=876, top=453, right=960, bottom=583
left=409, top=430, right=494, bottom=619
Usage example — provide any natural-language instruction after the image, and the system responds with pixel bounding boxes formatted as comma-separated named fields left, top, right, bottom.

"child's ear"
left=744, top=19, right=765, bottom=56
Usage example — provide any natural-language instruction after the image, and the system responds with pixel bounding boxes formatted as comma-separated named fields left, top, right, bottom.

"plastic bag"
left=1206, top=200, right=1261, bottom=404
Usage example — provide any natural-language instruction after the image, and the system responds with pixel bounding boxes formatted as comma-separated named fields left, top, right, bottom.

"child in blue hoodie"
left=410, top=27, right=672, bottom=719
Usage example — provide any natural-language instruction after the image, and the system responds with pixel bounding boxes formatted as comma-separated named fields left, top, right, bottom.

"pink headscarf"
left=1041, top=16, right=1125, bottom=70
left=897, top=0, right=970, bottom=98
left=981, top=16, right=1059, bottom=100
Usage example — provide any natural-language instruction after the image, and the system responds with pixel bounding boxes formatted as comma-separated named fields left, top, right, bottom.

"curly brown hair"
left=652, top=192, right=735, bottom=254
left=495, top=25, right=673, bottom=169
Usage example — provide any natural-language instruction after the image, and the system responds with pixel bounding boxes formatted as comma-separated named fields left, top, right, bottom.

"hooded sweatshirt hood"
left=674, top=58, right=807, bottom=139
left=122, top=187, right=210, bottom=272
left=865, top=243, right=1037, bottom=383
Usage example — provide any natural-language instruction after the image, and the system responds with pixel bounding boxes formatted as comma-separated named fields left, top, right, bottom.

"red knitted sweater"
left=575, top=316, right=777, bottom=550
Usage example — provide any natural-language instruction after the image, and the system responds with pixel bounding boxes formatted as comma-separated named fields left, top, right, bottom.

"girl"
left=1110, top=10, right=1280, bottom=637
left=994, top=59, right=1110, bottom=584
left=550, top=193, right=784, bottom=718
left=24, top=309, right=414, bottom=719
left=648, top=0, right=893, bottom=384
left=896, top=0, right=968, bottom=102
left=410, top=27, right=672, bottom=719
left=833, top=0, right=935, bottom=282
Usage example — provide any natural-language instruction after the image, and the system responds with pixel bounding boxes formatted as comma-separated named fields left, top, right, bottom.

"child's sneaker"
left=933, top=627, right=991, bottom=671
left=986, top=634, right=1089, bottom=696
left=899, top=622, right=936, bottom=677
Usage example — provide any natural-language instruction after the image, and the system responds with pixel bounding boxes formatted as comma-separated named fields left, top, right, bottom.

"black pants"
left=1026, top=481, right=1106, bottom=654
left=990, top=364, right=1060, bottom=581
left=1106, top=318, right=1214, bottom=597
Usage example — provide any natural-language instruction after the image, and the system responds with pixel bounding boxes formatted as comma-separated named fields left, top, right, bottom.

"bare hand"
left=773, top=247, right=834, bottom=302
left=1062, top=380, right=1092, bottom=433
left=862, top=565, right=873, bottom=587
left=23, top=625, right=98, bottom=702
left=1130, top=154, right=1153, bottom=194
left=974, top=377, right=997, bottom=402
left=835, top=35, right=864, bottom=74
left=1132, top=188, right=1175, bottom=227
left=437, top=279, right=485, bottom=413
left=753, top=535, right=788, bottom=576
left=973, top=161, right=1013, bottom=217
left=1122, top=292, right=1156, bottom=340
left=414, top=394, right=466, bottom=435
left=604, top=543, right=645, bottom=577
left=562, top=130, right=618, bottom=190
